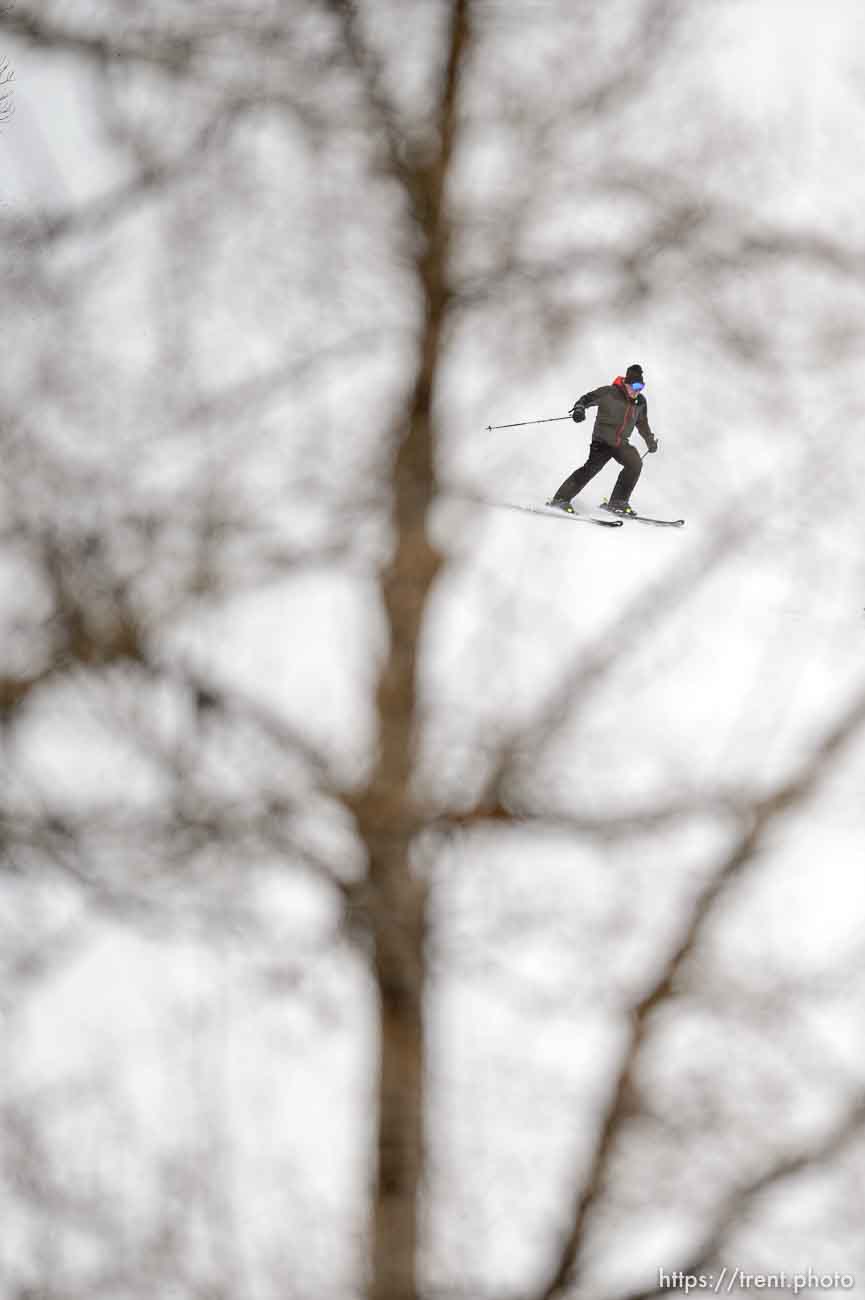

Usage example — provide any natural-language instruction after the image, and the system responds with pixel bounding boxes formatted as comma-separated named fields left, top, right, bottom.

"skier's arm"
left=636, top=402, right=658, bottom=452
left=571, top=388, right=601, bottom=422
left=574, top=388, right=601, bottom=410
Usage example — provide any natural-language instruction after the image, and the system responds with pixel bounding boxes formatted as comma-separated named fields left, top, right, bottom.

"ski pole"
left=485, top=414, right=573, bottom=431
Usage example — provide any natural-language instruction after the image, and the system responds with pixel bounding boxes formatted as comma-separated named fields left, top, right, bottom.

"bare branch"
left=528, top=676, right=865, bottom=1300
left=0, top=56, right=13, bottom=124
left=440, top=791, right=738, bottom=840
left=3, top=109, right=231, bottom=246
left=0, top=7, right=198, bottom=74
left=614, top=1092, right=865, bottom=1300
left=478, top=510, right=751, bottom=814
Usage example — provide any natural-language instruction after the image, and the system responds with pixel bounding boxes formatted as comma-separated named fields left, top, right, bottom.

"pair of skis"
left=500, top=501, right=685, bottom=529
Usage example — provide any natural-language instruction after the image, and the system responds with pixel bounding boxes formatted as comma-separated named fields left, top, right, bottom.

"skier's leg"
left=552, top=441, right=612, bottom=501
left=608, top=444, right=642, bottom=504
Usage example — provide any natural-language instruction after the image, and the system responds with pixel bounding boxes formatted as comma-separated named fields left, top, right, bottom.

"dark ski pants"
left=554, top=440, right=642, bottom=505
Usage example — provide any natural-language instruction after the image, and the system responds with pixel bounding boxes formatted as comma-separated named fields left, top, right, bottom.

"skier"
left=547, top=363, right=658, bottom=517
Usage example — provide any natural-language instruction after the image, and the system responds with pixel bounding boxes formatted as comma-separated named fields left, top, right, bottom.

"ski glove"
left=646, top=437, right=658, bottom=453
left=571, top=404, right=586, bottom=423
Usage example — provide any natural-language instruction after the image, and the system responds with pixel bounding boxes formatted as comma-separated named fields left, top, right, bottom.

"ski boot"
left=546, top=498, right=575, bottom=514
left=602, top=499, right=637, bottom=517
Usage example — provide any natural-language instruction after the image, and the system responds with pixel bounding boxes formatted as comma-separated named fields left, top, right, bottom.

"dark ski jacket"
left=575, top=376, right=655, bottom=449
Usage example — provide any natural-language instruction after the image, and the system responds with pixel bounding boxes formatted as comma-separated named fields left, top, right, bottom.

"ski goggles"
left=629, top=381, right=644, bottom=392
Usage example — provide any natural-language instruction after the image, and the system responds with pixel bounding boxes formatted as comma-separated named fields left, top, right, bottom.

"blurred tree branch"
left=529, top=678, right=865, bottom=1300
left=616, top=1090, right=865, bottom=1300
left=0, top=7, right=200, bottom=74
